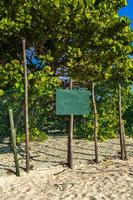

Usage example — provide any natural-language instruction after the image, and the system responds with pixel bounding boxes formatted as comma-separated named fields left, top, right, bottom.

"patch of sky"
left=119, top=1, right=133, bottom=59
left=26, top=47, right=69, bottom=82
left=118, top=0, right=133, bottom=29
left=118, top=1, right=133, bottom=93
left=26, top=47, right=44, bottom=69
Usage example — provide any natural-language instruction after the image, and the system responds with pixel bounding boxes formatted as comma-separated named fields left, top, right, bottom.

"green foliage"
left=0, top=60, right=24, bottom=97
left=0, top=0, right=133, bottom=142
left=74, top=116, right=94, bottom=140
left=30, top=127, right=48, bottom=142
left=74, top=82, right=133, bottom=141
left=0, top=89, right=4, bottom=96
left=16, top=133, right=25, bottom=144
left=95, top=82, right=133, bottom=140
left=0, top=0, right=133, bottom=80
left=0, top=59, right=61, bottom=140
left=16, top=128, right=48, bottom=144
left=124, top=90, right=133, bottom=137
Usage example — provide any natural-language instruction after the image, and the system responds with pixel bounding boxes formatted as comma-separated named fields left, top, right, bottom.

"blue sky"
left=119, top=0, right=133, bottom=29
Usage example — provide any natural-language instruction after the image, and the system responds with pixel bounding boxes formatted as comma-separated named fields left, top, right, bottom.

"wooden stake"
left=67, top=78, right=74, bottom=169
left=122, top=120, right=127, bottom=160
left=92, top=82, right=99, bottom=163
left=9, top=109, right=20, bottom=176
left=22, top=38, right=30, bottom=173
left=118, top=83, right=124, bottom=160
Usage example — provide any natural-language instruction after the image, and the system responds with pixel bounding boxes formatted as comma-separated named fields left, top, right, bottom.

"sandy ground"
left=1, top=136, right=133, bottom=176
left=1, top=159, right=133, bottom=200
left=1, top=136, right=133, bottom=199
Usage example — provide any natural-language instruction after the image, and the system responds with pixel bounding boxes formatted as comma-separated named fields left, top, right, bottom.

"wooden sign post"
left=68, top=79, right=74, bottom=169
left=56, top=81, right=90, bottom=169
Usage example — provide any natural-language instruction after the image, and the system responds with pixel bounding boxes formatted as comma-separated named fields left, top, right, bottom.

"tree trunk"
left=92, top=82, right=99, bottom=163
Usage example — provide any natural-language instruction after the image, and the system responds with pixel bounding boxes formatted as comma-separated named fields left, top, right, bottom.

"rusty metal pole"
left=22, top=38, right=30, bottom=173
left=67, top=78, right=74, bottom=169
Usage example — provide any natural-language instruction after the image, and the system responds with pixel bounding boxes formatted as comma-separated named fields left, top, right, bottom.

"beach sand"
left=1, top=158, right=133, bottom=200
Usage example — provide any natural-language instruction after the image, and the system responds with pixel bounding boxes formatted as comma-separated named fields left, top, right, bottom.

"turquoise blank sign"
left=56, top=89, right=90, bottom=115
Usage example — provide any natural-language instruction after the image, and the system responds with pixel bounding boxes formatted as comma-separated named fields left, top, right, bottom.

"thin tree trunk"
left=92, top=82, right=99, bottom=163
left=118, top=83, right=124, bottom=160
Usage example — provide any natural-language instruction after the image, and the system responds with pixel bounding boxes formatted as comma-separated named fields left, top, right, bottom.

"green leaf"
left=28, top=73, right=33, bottom=80
left=0, top=89, right=4, bottom=96
left=54, top=0, right=60, bottom=8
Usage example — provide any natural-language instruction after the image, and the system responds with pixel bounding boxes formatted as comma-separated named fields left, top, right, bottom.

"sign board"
left=56, top=89, right=90, bottom=115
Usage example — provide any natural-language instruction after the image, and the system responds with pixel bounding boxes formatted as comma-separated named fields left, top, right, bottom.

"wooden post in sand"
left=122, top=121, right=127, bottom=160
left=92, top=82, right=99, bottom=163
left=118, top=83, right=127, bottom=160
left=118, top=83, right=125, bottom=160
left=67, top=78, right=74, bottom=169
left=22, top=38, right=30, bottom=173
left=9, top=109, right=20, bottom=176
